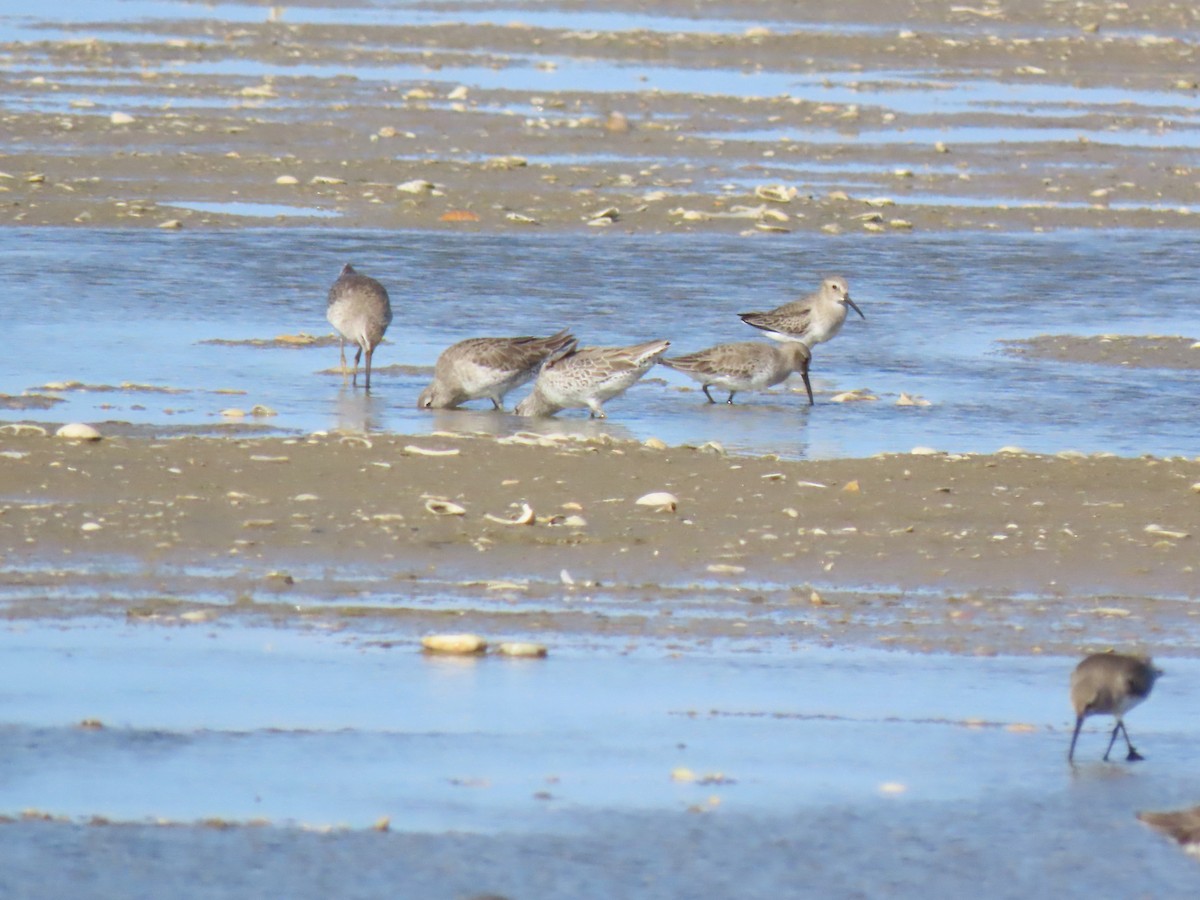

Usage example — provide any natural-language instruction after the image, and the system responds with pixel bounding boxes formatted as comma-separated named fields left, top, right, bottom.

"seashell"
left=1145, top=524, right=1190, bottom=539
left=421, top=633, right=487, bottom=655
left=896, top=392, right=931, bottom=407
left=396, top=179, right=436, bottom=194
left=707, top=563, right=746, bottom=574
left=863, top=197, right=895, bottom=207
left=157, top=219, right=183, bottom=229
left=110, top=111, right=135, bottom=125
left=636, top=492, right=679, bottom=512
left=220, top=408, right=246, bottom=418
left=275, top=174, right=298, bottom=185
left=671, top=767, right=697, bottom=783
left=425, top=499, right=466, bottom=516
left=996, top=446, right=1027, bottom=455
left=496, top=641, right=548, bottom=658
left=338, top=435, right=372, bottom=448
left=55, top=423, right=101, bottom=441
left=483, top=503, right=535, bottom=526
left=80, top=522, right=102, bottom=532
left=755, top=223, right=790, bottom=233
left=643, top=437, right=667, bottom=450
left=889, top=219, right=914, bottom=230
left=310, top=175, right=346, bottom=185
left=403, top=445, right=459, bottom=457
left=560, top=569, right=575, bottom=585
left=909, top=446, right=943, bottom=456
left=561, top=515, right=587, bottom=528
left=588, top=206, right=619, bottom=221
left=447, top=85, right=469, bottom=101
left=754, top=184, right=797, bottom=203
left=0, top=423, right=48, bottom=436
left=505, top=212, right=540, bottom=225
left=761, top=473, right=786, bottom=481
left=698, top=441, right=725, bottom=455
left=830, top=390, right=878, bottom=403
left=842, top=480, right=860, bottom=493
left=239, top=84, right=276, bottom=98
left=249, top=455, right=289, bottom=462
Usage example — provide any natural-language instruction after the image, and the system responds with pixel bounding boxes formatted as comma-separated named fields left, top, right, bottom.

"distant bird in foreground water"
left=326, top=263, right=392, bottom=390
left=418, top=330, right=577, bottom=410
left=1068, top=652, right=1161, bottom=764
left=739, top=275, right=865, bottom=349
left=661, top=341, right=813, bottom=406
left=1138, top=805, right=1200, bottom=857
left=514, top=339, right=670, bottom=418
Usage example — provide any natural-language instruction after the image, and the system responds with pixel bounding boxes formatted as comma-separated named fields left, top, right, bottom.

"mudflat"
left=3, top=0, right=1200, bottom=234
left=2, top=428, right=1196, bottom=655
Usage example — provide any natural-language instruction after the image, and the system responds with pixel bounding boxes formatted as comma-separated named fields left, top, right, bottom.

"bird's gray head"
left=417, top=382, right=456, bottom=409
left=825, top=276, right=865, bottom=321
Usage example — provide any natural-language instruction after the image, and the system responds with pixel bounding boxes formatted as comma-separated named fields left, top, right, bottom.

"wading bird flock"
left=327, top=266, right=865, bottom=416
left=325, top=266, right=1169, bottom=767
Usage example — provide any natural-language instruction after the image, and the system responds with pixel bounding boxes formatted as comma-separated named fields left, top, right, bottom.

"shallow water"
left=4, top=619, right=1199, bottom=833
left=1, top=228, right=1197, bottom=458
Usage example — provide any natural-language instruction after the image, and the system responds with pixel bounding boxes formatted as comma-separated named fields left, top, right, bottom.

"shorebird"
left=661, top=341, right=813, bottom=406
left=418, top=330, right=577, bottom=410
left=1067, top=652, right=1162, bottom=764
left=739, top=275, right=865, bottom=349
left=1138, top=806, right=1200, bottom=857
left=326, top=263, right=392, bottom=390
left=514, top=339, right=670, bottom=418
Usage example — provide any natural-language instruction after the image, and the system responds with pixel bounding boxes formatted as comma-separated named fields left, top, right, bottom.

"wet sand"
left=3, top=0, right=1200, bottom=233
left=2, top=429, right=1196, bottom=655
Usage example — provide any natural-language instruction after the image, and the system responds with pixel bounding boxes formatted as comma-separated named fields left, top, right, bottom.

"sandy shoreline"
left=3, top=0, right=1200, bottom=233
left=2, top=428, right=1196, bottom=655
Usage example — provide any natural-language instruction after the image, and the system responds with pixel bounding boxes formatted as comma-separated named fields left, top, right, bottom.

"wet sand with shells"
left=2, top=427, right=1197, bottom=656
left=3, top=0, right=1200, bottom=235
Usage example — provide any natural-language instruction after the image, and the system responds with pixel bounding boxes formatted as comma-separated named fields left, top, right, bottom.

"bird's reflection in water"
left=333, top=386, right=383, bottom=434
left=423, top=406, right=637, bottom=444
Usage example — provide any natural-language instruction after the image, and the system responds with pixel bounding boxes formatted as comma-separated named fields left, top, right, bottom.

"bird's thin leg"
left=352, top=346, right=363, bottom=387
left=1103, top=722, right=1122, bottom=761
left=800, top=357, right=814, bottom=406
left=726, top=392, right=735, bottom=405
left=338, top=338, right=348, bottom=378
left=1068, top=715, right=1084, bottom=764
left=490, top=398, right=501, bottom=411
left=586, top=400, right=606, bottom=419
left=702, top=385, right=716, bottom=404
left=1118, top=721, right=1144, bottom=761
left=363, top=346, right=373, bottom=391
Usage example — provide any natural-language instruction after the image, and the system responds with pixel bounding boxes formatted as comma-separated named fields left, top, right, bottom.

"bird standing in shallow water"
left=1067, top=652, right=1161, bottom=763
left=514, top=339, right=670, bottom=418
left=326, top=263, right=392, bottom=391
left=661, top=341, right=813, bottom=406
left=418, top=330, right=576, bottom=411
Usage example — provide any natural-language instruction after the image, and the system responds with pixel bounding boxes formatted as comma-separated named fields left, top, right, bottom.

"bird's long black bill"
left=846, top=296, right=866, bottom=321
